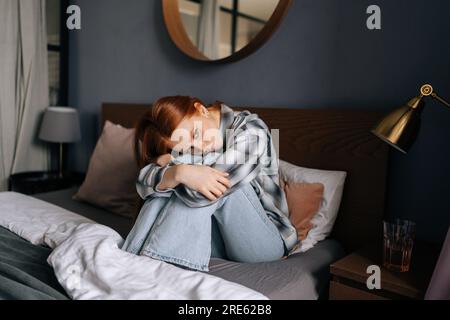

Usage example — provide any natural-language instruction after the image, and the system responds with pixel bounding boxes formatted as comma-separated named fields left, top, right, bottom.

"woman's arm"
left=136, top=163, right=174, bottom=200
left=212, top=123, right=270, bottom=186
left=136, top=158, right=231, bottom=201
left=174, top=115, right=272, bottom=207
left=170, top=165, right=231, bottom=201
left=155, top=154, right=231, bottom=200
left=136, top=152, right=186, bottom=199
left=139, top=114, right=270, bottom=205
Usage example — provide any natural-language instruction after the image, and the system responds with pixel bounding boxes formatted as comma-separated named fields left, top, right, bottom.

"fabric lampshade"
left=39, top=107, right=81, bottom=143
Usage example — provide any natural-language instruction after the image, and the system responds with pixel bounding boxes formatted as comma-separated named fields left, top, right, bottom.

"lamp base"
left=59, top=143, right=64, bottom=179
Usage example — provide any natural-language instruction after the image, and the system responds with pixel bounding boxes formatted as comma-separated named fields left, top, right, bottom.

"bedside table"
left=330, top=242, right=441, bottom=300
left=8, top=171, right=85, bottom=195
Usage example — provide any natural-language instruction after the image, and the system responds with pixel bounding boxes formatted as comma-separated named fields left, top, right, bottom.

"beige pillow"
left=74, top=121, right=139, bottom=218
left=283, top=181, right=325, bottom=241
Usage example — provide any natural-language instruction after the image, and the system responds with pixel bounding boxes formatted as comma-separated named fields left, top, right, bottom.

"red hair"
left=135, top=96, right=221, bottom=168
left=133, top=96, right=221, bottom=219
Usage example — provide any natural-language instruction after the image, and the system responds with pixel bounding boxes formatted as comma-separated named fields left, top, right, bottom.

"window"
left=46, top=0, right=69, bottom=106
left=179, top=0, right=272, bottom=59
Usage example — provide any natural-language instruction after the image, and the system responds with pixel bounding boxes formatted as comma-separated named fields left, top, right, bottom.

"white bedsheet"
left=0, top=192, right=93, bottom=245
left=0, top=192, right=267, bottom=300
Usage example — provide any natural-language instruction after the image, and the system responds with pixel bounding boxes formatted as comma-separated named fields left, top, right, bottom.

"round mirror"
left=163, top=0, right=293, bottom=62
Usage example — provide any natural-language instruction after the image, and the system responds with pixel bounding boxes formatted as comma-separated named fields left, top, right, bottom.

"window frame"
left=47, top=0, right=69, bottom=106
left=187, top=0, right=267, bottom=54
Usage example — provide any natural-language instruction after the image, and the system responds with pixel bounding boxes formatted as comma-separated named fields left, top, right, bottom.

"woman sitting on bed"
left=122, top=96, right=298, bottom=271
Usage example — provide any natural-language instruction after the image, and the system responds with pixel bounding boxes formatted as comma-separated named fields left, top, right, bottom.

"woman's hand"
left=176, top=165, right=231, bottom=201
left=156, top=154, right=173, bottom=167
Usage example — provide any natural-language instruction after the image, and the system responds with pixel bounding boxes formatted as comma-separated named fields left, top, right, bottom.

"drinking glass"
left=383, top=220, right=416, bottom=272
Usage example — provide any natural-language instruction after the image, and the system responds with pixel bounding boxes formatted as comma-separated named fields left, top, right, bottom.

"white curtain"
left=0, top=0, right=49, bottom=191
left=197, top=0, right=221, bottom=60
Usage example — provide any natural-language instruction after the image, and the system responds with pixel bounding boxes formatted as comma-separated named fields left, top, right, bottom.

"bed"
left=0, top=104, right=389, bottom=300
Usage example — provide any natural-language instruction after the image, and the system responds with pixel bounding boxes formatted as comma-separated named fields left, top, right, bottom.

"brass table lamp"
left=372, top=84, right=450, bottom=153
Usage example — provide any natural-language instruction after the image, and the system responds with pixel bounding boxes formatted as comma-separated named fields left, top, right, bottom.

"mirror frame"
left=163, top=0, right=293, bottom=63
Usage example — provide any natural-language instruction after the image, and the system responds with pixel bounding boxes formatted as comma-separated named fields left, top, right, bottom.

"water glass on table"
left=383, top=220, right=416, bottom=272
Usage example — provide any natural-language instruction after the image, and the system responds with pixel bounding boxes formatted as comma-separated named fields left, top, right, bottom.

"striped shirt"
left=136, top=104, right=299, bottom=253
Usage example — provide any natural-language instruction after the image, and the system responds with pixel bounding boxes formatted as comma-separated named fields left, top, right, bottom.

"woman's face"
left=169, top=103, right=222, bottom=155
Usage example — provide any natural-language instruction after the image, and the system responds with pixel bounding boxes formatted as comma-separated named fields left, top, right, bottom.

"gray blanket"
left=0, top=226, right=68, bottom=300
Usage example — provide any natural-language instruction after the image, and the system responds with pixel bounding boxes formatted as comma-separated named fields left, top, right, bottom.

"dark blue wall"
left=68, top=0, right=450, bottom=243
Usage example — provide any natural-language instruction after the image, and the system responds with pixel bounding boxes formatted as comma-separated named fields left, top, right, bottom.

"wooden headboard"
left=102, top=103, right=389, bottom=251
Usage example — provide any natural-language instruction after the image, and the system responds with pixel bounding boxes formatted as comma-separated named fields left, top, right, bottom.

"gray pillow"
left=74, top=121, right=139, bottom=218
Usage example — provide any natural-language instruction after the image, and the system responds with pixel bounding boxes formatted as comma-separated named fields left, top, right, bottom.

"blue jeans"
left=121, top=184, right=285, bottom=271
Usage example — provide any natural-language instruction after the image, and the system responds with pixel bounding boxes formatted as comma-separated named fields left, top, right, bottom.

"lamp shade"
left=39, top=107, right=81, bottom=143
left=372, top=97, right=425, bottom=154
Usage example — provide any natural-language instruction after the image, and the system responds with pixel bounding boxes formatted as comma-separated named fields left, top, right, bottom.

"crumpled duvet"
left=0, top=192, right=267, bottom=300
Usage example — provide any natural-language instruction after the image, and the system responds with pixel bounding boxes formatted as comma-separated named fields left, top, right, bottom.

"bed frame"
left=102, top=103, right=389, bottom=252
